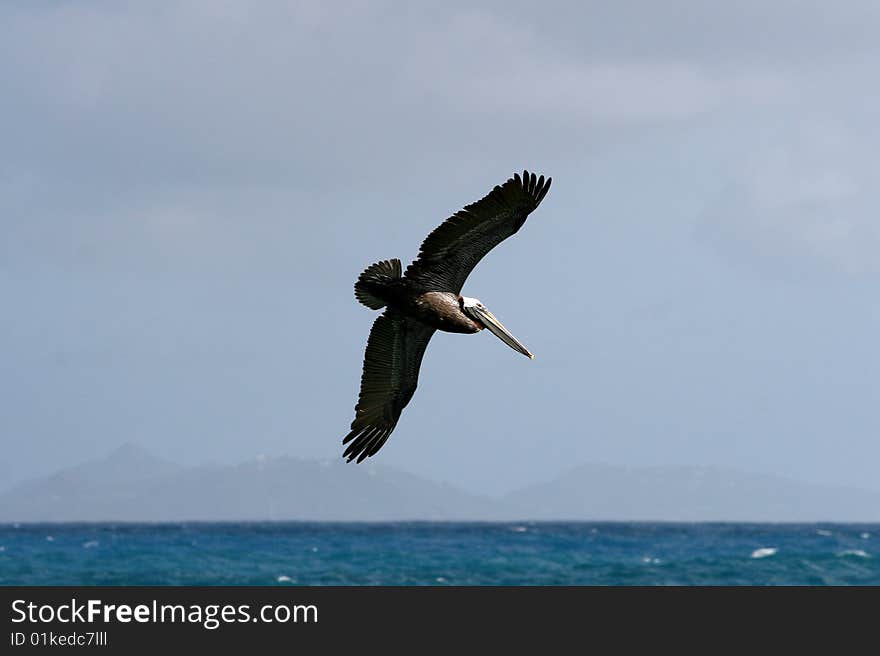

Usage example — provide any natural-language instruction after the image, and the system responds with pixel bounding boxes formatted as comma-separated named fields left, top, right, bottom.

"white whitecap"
left=0, top=546, right=5, bottom=552
left=816, top=529, right=833, bottom=537
left=641, top=556, right=661, bottom=564
left=82, top=540, right=99, bottom=549
left=511, top=526, right=528, bottom=533
left=861, top=532, right=871, bottom=540
left=751, top=547, right=778, bottom=559
left=435, top=577, right=447, bottom=583
left=837, top=549, right=870, bottom=559
left=46, top=536, right=55, bottom=542
left=277, top=575, right=293, bottom=583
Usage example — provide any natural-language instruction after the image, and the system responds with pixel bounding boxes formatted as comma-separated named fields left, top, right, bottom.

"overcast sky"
left=2, top=1, right=878, bottom=496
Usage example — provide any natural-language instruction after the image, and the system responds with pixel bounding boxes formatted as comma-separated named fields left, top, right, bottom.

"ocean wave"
left=837, top=550, right=870, bottom=559
left=751, top=547, right=778, bottom=559
left=3, top=523, right=879, bottom=585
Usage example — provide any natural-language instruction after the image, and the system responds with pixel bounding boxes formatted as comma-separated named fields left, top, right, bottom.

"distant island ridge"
left=1, top=443, right=879, bottom=522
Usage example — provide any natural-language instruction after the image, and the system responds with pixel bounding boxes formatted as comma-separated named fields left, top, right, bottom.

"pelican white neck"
left=461, top=296, right=482, bottom=309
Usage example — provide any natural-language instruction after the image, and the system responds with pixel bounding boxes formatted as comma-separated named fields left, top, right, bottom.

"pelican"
left=341, top=170, right=552, bottom=463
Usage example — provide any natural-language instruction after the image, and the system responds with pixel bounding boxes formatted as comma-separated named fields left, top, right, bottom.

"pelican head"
left=459, top=296, right=534, bottom=359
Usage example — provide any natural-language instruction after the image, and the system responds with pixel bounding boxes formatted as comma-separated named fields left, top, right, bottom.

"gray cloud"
left=702, top=117, right=880, bottom=275
left=3, top=1, right=855, bottom=193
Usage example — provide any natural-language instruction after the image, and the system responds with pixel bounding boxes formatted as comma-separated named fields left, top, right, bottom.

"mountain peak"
left=103, top=442, right=164, bottom=465
left=55, top=442, right=181, bottom=489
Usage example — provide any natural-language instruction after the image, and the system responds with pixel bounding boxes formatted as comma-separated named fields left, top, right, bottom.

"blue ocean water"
left=0, top=522, right=877, bottom=586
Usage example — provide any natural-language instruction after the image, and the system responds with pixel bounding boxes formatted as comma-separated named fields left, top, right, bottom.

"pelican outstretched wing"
left=342, top=310, right=436, bottom=463
left=404, top=170, right=551, bottom=293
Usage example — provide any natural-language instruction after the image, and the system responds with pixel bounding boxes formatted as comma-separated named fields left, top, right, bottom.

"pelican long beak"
left=466, top=305, right=535, bottom=359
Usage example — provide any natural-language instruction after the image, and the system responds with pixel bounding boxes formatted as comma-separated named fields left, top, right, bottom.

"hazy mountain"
left=0, top=443, right=183, bottom=522
left=0, top=446, right=506, bottom=522
left=503, top=463, right=880, bottom=522
left=3, top=447, right=880, bottom=522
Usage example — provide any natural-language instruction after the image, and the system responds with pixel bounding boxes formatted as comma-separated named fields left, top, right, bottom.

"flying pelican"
left=341, top=170, right=552, bottom=463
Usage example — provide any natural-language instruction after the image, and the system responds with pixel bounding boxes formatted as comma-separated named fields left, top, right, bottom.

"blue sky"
left=2, top=1, right=878, bottom=495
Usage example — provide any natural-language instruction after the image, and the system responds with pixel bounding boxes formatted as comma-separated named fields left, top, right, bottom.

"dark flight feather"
left=342, top=310, right=436, bottom=463
left=404, top=170, right=551, bottom=293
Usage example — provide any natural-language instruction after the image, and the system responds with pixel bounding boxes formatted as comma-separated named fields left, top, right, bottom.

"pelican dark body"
left=357, top=273, right=481, bottom=334
left=341, top=171, right=552, bottom=463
